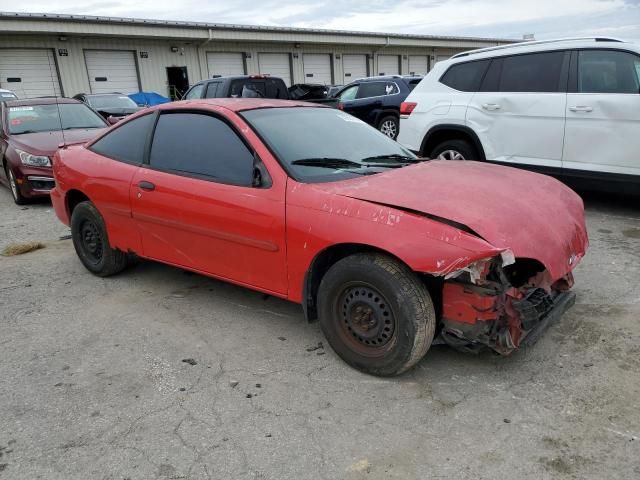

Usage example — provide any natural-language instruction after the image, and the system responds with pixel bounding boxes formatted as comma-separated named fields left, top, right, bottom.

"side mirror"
left=252, top=153, right=272, bottom=188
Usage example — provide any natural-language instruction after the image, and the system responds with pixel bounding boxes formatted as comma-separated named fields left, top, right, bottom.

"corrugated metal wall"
left=0, top=33, right=471, bottom=96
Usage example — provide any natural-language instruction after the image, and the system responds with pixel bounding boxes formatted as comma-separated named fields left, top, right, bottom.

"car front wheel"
left=70, top=201, right=128, bottom=277
left=429, top=139, right=477, bottom=161
left=318, top=253, right=435, bottom=376
left=378, top=115, right=399, bottom=139
left=6, top=166, right=27, bottom=205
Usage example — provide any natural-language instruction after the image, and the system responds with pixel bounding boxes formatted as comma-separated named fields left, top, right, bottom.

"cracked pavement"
left=0, top=187, right=639, bottom=479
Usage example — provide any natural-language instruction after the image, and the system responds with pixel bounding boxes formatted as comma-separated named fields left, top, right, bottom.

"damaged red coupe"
left=51, top=99, right=588, bottom=376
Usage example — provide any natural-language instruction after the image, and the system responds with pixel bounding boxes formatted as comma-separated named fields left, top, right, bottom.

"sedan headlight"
left=16, top=149, right=51, bottom=167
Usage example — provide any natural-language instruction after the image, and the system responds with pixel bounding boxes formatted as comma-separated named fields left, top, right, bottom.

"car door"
left=336, top=84, right=359, bottom=113
left=467, top=51, right=570, bottom=173
left=563, top=49, right=640, bottom=178
left=130, top=110, right=288, bottom=295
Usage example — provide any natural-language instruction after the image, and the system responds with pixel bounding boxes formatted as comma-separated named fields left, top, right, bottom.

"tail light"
left=400, top=102, right=417, bottom=118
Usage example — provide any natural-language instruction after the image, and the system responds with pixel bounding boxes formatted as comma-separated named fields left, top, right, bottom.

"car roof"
left=357, top=75, right=423, bottom=83
left=3, top=97, right=82, bottom=107
left=157, top=98, right=322, bottom=112
left=82, top=93, right=127, bottom=97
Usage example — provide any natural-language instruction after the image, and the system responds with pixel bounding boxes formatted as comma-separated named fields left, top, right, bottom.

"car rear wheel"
left=429, top=139, right=477, bottom=161
left=70, top=201, right=128, bottom=277
left=6, top=166, right=27, bottom=205
left=378, top=116, right=399, bottom=139
left=318, top=253, right=435, bottom=376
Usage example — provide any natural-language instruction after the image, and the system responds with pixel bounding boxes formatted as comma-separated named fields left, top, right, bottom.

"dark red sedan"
left=51, top=99, right=588, bottom=376
left=0, top=97, right=107, bottom=204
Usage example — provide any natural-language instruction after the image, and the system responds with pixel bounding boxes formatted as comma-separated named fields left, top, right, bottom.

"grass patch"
left=1, top=241, right=45, bottom=256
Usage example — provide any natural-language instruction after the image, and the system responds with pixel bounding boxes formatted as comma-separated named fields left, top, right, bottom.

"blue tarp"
left=128, top=92, right=171, bottom=107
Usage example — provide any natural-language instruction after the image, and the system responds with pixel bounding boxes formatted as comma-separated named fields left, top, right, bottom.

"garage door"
left=436, top=55, right=451, bottom=64
left=258, top=53, right=291, bottom=86
left=0, top=49, right=61, bottom=98
left=342, top=54, right=368, bottom=83
left=207, top=52, right=245, bottom=78
left=408, top=55, right=429, bottom=75
left=303, top=54, right=332, bottom=84
left=377, top=55, right=400, bottom=76
left=85, top=50, right=139, bottom=94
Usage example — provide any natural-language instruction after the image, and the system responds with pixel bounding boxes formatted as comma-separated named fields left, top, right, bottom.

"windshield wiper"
left=360, top=154, right=418, bottom=163
left=12, top=130, right=39, bottom=135
left=291, top=158, right=363, bottom=169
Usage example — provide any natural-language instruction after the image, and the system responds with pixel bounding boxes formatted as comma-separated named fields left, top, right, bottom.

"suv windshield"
left=88, top=95, right=138, bottom=109
left=8, top=103, right=107, bottom=134
left=241, top=107, right=417, bottom=182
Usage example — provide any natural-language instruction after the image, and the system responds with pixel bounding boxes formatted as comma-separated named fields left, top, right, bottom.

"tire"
left=70, top=201, right=128, bottom=277
left=6, top=166, right=28, bottom=205
left=378, top=115, right=399, bottom=140
left=318, top=253, right=436, bottom=376
left=429, top=139, right=478, bottom=161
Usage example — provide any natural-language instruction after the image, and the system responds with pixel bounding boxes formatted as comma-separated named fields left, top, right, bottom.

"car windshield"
left=87, top=95, right=138, bottom=109
left=241, top=107, right=417, bottom=182
left=8, top=103, right=107, bottom=134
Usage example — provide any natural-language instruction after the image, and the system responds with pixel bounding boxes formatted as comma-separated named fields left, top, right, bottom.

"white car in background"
left=398, top=37, right=640, bottom=194
left=0, top=89, right=18, bottom=101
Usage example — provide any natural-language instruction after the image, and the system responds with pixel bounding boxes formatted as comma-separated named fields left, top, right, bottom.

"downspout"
left=198, top=28, right=214, bottom=79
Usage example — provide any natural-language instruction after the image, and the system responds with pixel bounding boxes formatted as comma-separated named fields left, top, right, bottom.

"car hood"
left=314, top=160, right=588, bottom=279
left=10, top=129, right=106, bottom=156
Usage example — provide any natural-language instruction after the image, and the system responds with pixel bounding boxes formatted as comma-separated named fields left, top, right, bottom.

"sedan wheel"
left=7, top=167, right=27, bottom=205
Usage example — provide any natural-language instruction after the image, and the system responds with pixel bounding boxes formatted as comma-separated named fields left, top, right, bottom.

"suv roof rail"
left=452, top=37, right=626, bottom=59
left=353, top=74, right=403, bottom=82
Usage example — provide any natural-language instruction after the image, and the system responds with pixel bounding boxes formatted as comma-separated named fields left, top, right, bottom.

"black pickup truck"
left=182, top=75, right=290, bottom=100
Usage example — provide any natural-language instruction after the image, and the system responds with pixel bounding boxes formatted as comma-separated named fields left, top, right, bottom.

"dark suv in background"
left=183, top=75, right=289, bottom=100
left=332, top=75, right=423, bottom=139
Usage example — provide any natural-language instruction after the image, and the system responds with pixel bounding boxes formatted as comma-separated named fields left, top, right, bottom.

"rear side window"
left=205, top=82, right=220, bottom=98
left=149, top=113, right=254, bottom=186
left=356, top=82, right=387, bottom=98
left=440, top=60, right=490, bottom=92
left=90, top=114, right=154, bottom=164
left=498, top=51, right=565, bottom=92
left=578, top=50, right=640, bottom=94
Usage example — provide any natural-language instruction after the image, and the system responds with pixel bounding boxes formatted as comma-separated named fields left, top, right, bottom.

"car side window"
left=338, top=85, right=359, bottom=101
left=498, top=51, right=565, bottom=92
left=89, top=113, right=155, bottom=164
left=149, top=112, right=254, bottom=186
left=578, top=50, right=640, bottom=94
left=205, top=82, right=220, bottom=98
left=184, top=84, right=204, bottom=100
left=440, top=60, right=490, bottom=92
left=356, top=82, right=387, bottom=98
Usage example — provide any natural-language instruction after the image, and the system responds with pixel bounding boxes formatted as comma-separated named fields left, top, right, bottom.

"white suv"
left=398, top=37, right=640, bottom=194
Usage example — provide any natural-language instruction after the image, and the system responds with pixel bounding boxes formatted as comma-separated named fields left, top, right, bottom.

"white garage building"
left=0, top=12, right=513, bottom=99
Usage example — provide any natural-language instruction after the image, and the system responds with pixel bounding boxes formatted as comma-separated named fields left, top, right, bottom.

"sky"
left=5, top=0, right=640, bottom=41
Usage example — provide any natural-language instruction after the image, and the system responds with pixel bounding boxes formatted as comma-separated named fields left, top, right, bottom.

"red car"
left=51, top=99, right=588, bottom=376
left=0, top=97, right=107, bottom=204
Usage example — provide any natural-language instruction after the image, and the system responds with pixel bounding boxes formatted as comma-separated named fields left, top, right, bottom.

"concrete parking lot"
left=1, top=186, right=638, bottom=480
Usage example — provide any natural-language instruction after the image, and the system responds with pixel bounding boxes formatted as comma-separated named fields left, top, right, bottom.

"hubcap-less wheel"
left=8, top=169, right=19, bottom=200
left=79, top=219, right=103, bottom=265
left=337, top=283, right=396, bottom=354
left=380, top=120, right=397, bottom=139
left=437, top=150, right=466, bottom=160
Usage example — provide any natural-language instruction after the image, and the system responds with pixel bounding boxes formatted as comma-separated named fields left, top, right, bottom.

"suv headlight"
left=16, top=149, right=51, bottom=167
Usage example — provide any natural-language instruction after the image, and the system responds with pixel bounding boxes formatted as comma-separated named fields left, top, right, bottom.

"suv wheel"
left=378, top=116, right=399, bottom=139
left=429, top=139, right=478, bottom=161
left=318, top=253, right=435, bottom=376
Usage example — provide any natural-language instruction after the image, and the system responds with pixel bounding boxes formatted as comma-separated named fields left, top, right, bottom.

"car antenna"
left=49, top=55, right=67, bottom=147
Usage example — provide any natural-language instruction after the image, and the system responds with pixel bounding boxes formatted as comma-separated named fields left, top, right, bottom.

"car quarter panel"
left=52, top=146, right=143, bottom=253
left=285, top=179, right=504, bottom=304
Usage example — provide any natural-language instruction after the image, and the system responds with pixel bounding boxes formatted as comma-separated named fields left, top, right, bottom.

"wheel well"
left=66, top=190, right=90, bottom=217
left=302, top=243, right=443, bottom=322
left=420, top=126, right=485, bottom=160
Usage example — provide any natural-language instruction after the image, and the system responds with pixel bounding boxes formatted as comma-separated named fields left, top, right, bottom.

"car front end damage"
left=437, top=253, right=579, bottom=354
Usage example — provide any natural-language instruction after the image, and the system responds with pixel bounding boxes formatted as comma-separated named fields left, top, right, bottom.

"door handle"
left=482, top=103, right=501, bottom=111
left=138, top=181, right=155, bottom=191
left=569, top=106, right=593, bottom=112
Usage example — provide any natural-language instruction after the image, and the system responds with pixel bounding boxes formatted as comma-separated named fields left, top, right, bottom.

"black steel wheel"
left=318, top=253, right=436, bottom=376
left=70, top=201, right=128, bottom=277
